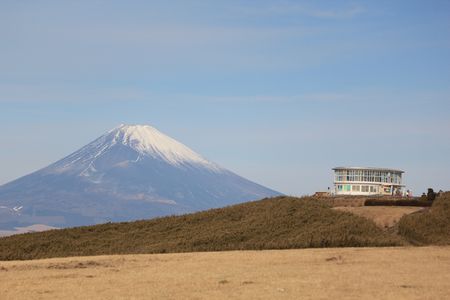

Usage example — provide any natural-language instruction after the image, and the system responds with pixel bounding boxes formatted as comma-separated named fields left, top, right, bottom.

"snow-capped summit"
left=109, top=124, right=221, bottom=170
left=0, top=124, right=281, bottom=231
left=50, top=124, right=222, bottom=177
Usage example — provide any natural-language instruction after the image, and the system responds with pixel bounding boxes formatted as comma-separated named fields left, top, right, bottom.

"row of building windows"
left=337, top=184, right=379, bottom=193
left=334, top=169, right=402, bottom=184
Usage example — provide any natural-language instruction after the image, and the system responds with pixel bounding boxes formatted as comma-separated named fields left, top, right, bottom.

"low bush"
left=365, top=199, right=432, bottom=207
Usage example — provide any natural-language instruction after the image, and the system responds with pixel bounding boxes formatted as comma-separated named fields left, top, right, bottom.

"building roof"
left=332, top=167, right=404, bottom=173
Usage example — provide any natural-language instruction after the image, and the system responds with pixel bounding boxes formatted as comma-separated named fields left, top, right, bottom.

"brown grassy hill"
left=398, top=192, right=450, bottom=245
left=0, top=196, right=403, bottom=260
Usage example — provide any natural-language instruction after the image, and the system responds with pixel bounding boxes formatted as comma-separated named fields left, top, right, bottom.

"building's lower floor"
left=335, top=183, right=403, bottom=196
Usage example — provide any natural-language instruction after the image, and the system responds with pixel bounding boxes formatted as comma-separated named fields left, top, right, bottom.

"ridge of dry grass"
left=398, top=192, right=450, bottom=245
left=0, top=196, right=403, bottom=260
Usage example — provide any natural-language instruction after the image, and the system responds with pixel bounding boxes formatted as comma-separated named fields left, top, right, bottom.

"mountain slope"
left=0, top=196, right=403, bottom=260
left=0, top=125, right=280, bottom=230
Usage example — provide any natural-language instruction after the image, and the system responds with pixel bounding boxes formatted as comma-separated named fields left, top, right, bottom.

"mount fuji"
left=0, top=124, right=281, bottom=231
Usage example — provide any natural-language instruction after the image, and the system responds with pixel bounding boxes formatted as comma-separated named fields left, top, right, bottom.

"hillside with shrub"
left=0, top=196, right=403, bottom=260
left=398, top=192, right=450, bottom=245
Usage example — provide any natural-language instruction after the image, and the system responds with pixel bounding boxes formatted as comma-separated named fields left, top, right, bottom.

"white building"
left=333, top=167, right=404, bottom=196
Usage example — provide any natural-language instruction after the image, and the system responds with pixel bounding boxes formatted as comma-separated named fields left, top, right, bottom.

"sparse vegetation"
left=333, top=206, right=424, bottom=229
left=0, top=196, right=402, bottom=260
left=398, top=192, right=450, bottom=245
left=1, top=247, right=449, bottom=299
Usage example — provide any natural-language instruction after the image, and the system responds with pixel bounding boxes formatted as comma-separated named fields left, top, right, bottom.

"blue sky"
left=1, top=0, right=449, bottom=195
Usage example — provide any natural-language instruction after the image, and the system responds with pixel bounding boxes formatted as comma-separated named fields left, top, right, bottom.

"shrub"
left=364, top=199, right=432, bottom=207
left=427, top=188, right=437, bottom=202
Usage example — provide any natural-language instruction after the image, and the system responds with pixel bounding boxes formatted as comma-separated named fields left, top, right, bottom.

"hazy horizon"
left=1, top=1, right=449, bottom=195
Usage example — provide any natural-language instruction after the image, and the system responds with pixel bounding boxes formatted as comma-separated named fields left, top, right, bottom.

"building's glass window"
left=361, top=186, right=369, bottom=192
left=370, top=186, right=377, bottom=193
left=334, top=169, right=402, bottom=189
left=352, top=185, right=360, bottom=192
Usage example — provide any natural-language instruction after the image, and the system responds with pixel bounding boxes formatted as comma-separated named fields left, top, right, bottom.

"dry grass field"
left=333, top=207, right=425, bottom=229
left=1, top=246, right=449, bottom=300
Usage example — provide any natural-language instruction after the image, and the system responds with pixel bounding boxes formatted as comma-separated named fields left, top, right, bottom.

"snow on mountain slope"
left=0, top=124, right=281, bottom=231
left=50, top=124, right=222, bottom=176
left=114, top=124, right=221, bottom=168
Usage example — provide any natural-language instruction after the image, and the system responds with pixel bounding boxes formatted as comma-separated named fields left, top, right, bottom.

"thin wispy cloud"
left=0, top=84, right=150, bottom=103
left=302, top=6, right=365, bottom=19
left=235, top=2, right=366, bottom=19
